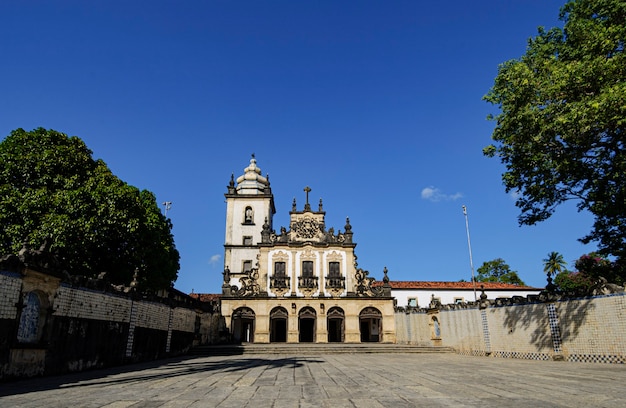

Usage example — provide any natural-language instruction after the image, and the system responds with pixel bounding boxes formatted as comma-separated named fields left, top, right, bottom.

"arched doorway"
left=359, top=307, right=382, bottom=342
left=270, top=307, right=289, bottom=343
left=298, top=306, right=317, bottom=343
left=232, top=307, right=255, bottom=343
left=327, top=307, right=345, bottom=343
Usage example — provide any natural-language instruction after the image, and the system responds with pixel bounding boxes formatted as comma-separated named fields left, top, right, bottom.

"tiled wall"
left=486, top=303, right=553, bottom=360
left=54, top=285, right=132, bottom=322
left=1, top=268, right=218, bottom=379
left=396, top=293, right=626, bottom=364
left=394, top=312, right=431, bottom=345
left=172, top=308, right=197, bottom=332
left=441, top=308, right=484, bottom=355
left=135, top=301, right=171, bottom=331
left=558, top=294, right=626, bottom=363
left=0, top=271, right=21, bottom=319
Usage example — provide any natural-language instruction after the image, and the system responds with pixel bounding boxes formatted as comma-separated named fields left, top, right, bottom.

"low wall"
left=396, top=293, right=626, bottom=364
left=0, top=267, right=222, bottom=380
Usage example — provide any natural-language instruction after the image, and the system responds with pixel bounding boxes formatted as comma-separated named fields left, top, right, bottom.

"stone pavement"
left=1, top=353, right=625, bottom=407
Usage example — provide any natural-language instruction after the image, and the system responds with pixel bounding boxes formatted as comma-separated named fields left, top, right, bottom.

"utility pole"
left=462, top=205, right=477, bottom=301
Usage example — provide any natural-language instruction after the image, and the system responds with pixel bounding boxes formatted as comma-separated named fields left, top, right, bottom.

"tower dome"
left=235, top=155, right=269, bottom=195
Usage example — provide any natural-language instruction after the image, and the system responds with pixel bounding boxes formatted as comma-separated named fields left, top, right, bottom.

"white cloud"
left=421, top=186, right=463, bottom=202
left=208, top=254, right=221, bottom=266
left=509, top=190, right=521, bottom=201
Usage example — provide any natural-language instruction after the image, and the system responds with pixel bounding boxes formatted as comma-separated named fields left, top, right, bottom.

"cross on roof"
left=304, top=186, right=311, bottom=211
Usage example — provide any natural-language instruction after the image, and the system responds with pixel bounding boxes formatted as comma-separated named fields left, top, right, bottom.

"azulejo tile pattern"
left=480, top=309, right=491, bottom=353
left=567, top=354, right=625, bottom=364
left=492, top=351, right=551, bottom=361
left=546, top=303, right=563, bottom=353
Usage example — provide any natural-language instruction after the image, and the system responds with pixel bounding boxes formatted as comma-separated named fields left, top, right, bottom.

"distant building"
left=219, top=156, right=395, bottom=344
left=387, top=281, right=542, bottom=308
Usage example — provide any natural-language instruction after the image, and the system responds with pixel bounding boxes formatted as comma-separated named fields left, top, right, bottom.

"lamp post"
left=462, top=205, right=477, bottom=301
left=162, top=201, right=172, bottom=217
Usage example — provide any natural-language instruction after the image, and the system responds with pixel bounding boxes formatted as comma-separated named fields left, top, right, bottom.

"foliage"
left=483, top=0, right=626, bottom=260
left=0, top=128, right=179, bottom=290
left=574, top=252, right=625, bottom=285
left=543, top=251, right=567, bottom=276
left=553, top=270, right=594, bottom=292
left=476, top=258, right=526, bottom=285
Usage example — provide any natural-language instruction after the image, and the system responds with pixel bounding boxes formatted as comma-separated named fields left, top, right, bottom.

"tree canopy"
left=483, top=0, right=626, bottom=261
left=554, top=252, right=624, bottom=290
left=553, top=270, right=594, bottom=292
left=476, top=258, right=526, bottom=285
left=575, top=252, right=625, bottom=285
left=0, top=128, right=179, bottom=290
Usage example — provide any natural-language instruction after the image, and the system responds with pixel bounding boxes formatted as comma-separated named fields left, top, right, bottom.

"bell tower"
left=223, top=155, right=275, bottom=294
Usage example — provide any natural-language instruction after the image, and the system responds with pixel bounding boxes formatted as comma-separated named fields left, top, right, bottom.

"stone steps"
left=189, top=343, right=455, bottom=356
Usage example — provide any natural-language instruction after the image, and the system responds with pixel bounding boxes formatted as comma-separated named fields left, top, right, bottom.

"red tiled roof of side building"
left=189, top=293, right=221, bottom=302
left=373, top=281, right=541, bottom=290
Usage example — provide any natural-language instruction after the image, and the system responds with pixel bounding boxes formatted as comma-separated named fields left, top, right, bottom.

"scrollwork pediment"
left=292, top=216, right=323, bottom=241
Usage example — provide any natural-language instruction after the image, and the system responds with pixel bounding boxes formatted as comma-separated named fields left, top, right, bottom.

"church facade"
left=220, top=156, right=396, bottom=343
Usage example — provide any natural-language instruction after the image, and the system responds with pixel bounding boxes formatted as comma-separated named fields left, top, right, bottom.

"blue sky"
left=1, top=0, right=595, bottom=294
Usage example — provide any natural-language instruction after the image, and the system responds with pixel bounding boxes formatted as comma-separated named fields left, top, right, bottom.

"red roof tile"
left=374, top=281, right=540, bottom=290
left=189, top=293, right=221, bottom=302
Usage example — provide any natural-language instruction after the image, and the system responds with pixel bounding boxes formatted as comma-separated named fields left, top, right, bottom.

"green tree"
left=0, top=128, right=179, bottom=290
left=476, top=258, right=526, bottom=285
left=543, top=251, right=567, bottom=276
left=483, top=0, right=626, bottom=260
left=553, top=270, right=594, bottom=292
left=575, top=252, right=625, bottom=285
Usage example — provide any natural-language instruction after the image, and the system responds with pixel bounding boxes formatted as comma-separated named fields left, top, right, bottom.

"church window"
left=272, top=261, right=289, bottom=289
left=274, top=261, right=286, bottom=276
left=243, top=260, right=252, bottom=273
left=302, top=261, right=314, bottom=277
left=408, top=298, right=418, bottom=307
left=328, top=262, right=340, bottom=276
left=299, top=260, right=317, bottom=289
left=326, top=261, right=344, bottom=290
left=454, top=297, right=464, bottom=304
left=243, top=236, right=253, bottom=246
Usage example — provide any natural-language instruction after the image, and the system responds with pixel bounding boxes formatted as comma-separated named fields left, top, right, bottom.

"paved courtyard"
left=1, top=353, right=625, bottom=407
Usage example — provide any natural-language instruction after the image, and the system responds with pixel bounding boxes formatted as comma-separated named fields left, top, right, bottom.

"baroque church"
left=220, top=156, right=396, bottom=343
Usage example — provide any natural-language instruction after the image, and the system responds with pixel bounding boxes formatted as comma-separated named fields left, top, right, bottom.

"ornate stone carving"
left=232, top=268, right=260, bottom=297
left=355, top=268, right=384, bottom=297
left=293, top=216, right=321, bottom=240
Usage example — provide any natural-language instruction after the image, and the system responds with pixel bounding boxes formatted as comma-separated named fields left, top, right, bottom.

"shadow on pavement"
left=0, top=355, right=323, bottom=397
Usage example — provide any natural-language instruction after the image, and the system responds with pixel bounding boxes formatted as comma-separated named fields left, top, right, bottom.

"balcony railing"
left=298, top=276, right=318, bottom=290
left=325, top=276, right=345, bottom=290
left=270, top=276, right=291, bottom=289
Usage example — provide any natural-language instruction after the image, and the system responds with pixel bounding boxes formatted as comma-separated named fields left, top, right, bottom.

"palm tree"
left=543, top=252, right=567, bottom=276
